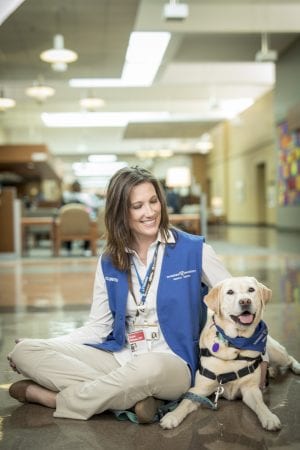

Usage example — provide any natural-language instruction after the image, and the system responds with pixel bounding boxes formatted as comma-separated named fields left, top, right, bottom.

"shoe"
left=134, top=397, right=164, bottom=424
left=9, top=379, right=38, bottom=403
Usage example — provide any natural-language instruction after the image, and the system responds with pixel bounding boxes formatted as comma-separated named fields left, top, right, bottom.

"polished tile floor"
left=0, top=225, right=300, bottom=450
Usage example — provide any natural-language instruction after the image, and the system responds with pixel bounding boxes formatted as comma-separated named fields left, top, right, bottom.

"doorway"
left=256, top=162, right=267, bottom=225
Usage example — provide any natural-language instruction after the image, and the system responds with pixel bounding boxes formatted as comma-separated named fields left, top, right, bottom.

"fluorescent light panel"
left=41, top=98, right=253, bottom=128
left=41, top=97, right=254, bottom=127
left=70, top=31, right=170, bottom=88
left=72, top=161, right=128, bottom=176
left=88, top=154, right=117, bottom=162
left=166, top=167, right=191, bottom=188
left=136, top=149, right=174, bottom=159
left=220, top=98, right=254, bottom=118
left=79, top=177, right=111, bottom=189
left=41, top=111, right=170, bottom=127
left=70, top=78, right=133, bottom=88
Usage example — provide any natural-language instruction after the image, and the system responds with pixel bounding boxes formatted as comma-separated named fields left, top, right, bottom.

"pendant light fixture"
left=0, top=89, right=16, bottom=111
left=40, top=34, right=78, bottom=72
left=25, top=76, right=55, bottom=103
left=79, top=94, right=105, bottom=111
left=255, top=33, right=278, bottom=62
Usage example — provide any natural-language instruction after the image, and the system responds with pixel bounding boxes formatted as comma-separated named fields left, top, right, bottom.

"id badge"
left=127, top=330, right=148, bottom=356
left=144, top=326, right=160, bottom=341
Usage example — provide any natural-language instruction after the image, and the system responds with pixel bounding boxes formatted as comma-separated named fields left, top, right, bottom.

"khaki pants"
left=10, top=339, right=191, bottom=420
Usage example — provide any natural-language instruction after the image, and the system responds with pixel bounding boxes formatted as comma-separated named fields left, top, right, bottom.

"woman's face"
left=128, top=182, right=161, bottom=242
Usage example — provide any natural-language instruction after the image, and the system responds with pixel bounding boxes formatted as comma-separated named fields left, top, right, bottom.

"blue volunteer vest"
left=89, top=230, right=207, bottom=384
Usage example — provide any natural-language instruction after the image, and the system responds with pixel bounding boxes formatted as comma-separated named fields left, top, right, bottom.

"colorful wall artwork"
left=277, top=121, right=300, bottom=206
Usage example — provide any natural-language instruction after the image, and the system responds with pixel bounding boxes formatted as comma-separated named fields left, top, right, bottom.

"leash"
left=182, top=355, right=262, bottom=412
left=182, top=391, right=220, bottom=410
left=114, top=332, right=264, bottom=423
left=113, top=390, right=220, bottom=424
left=113, top=398, right=182, bottom=424
left=113, top=386, right=226, bottom=424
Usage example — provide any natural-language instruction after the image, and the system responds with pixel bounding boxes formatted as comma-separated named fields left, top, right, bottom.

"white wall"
left=207, top=92, right=277, bottom=226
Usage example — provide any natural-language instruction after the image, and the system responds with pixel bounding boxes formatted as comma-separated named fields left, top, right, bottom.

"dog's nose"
left=239, top=298, right=251, bottom=306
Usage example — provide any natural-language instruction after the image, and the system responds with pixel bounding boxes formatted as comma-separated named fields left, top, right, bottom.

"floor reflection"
left=0, top=225, right=300, bottom=449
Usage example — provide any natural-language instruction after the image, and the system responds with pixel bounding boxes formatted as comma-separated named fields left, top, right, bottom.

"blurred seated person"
left=62, top=181, right=102, bottom=217
left=62, top=180, right=80, bottom=202
left=62, top=181, right=97, bottom=255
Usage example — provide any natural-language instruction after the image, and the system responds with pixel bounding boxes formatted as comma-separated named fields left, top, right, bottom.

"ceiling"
left=0, top=0, right=299, bottom=166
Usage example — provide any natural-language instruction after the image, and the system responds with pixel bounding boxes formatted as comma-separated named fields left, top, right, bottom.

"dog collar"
left=200, top=348, right=260, bottom=361
left=213, top=317, right=268, bottom=354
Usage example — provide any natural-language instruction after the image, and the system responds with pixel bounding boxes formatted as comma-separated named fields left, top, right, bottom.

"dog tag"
left=214, top=385, right=224, bottom=408
left=212, top=343, right=219, bottom=352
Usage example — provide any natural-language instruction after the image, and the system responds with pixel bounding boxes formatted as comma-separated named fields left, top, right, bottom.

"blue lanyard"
left=131, top=242, right=160, bottom=305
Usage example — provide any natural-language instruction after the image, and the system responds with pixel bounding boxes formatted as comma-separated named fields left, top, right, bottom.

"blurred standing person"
left=166, top=187, right=181, bottom=213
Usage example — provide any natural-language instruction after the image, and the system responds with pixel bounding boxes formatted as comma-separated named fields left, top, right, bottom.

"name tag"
left=127, top=330, right=148, bottom=355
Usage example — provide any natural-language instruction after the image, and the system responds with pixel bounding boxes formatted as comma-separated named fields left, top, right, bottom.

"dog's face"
left=204, top=277, right=272, bottom=330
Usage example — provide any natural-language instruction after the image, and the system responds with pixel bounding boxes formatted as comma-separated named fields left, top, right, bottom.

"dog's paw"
left=160, top=412, right=180, bottom=429
left=291, top=360, right=300, bottom=375
left=261, top=413, right=281, bottom=431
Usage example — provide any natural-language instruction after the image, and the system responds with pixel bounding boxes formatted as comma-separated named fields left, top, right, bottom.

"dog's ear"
left=258, top=282, right=272, bottom=306
left=204, top=284, right=222, bottom=314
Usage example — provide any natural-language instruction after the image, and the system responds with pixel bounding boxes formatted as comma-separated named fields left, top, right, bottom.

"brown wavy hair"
left=104, top=166, right=170, bottom=271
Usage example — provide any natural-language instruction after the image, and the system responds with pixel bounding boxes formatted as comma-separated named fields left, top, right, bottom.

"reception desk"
left=169, top=213, right=201, bottom=235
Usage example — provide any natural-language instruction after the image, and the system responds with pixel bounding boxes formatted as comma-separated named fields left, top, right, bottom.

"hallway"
left=0, top=225, right=299, bottom=450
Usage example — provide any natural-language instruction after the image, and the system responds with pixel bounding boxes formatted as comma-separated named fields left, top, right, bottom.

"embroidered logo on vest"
left=105, top=276, right=118, bottom=283
left=167, top=269, right=197, bottom=281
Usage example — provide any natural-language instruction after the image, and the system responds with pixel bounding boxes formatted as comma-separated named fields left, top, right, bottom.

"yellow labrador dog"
left=160, top=276, right=300, bottom=431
